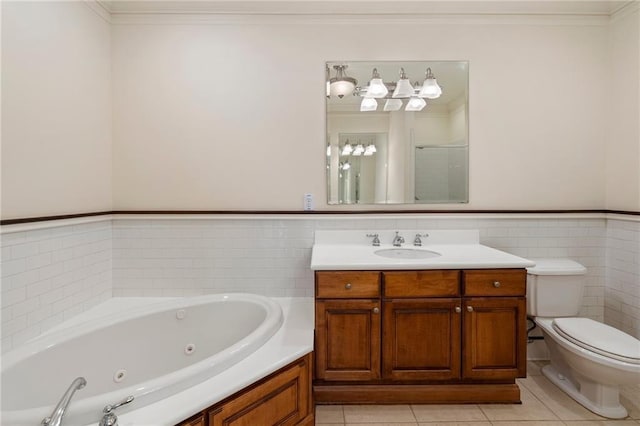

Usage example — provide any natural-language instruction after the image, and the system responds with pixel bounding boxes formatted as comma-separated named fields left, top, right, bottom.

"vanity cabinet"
left=314, top=269, right=527, bottom=404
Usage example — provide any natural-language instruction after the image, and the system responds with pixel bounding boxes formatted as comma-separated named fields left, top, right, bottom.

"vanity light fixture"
left=360, top=97, right=377, bottom=112
left=364, top=143, right=377, bottom=156
left=326, top=145, right=331, bottom=156
left=341, top=141, right=354, bottom=156
left=419, top=67, right=442, bottom=99
left=392, top=68, right=414, bottom=98
left=405, top=96, right=427, bottom=111
left=383, top=99, right=403, bottom=111
left=329, top=65, right=357, bottom=99
left=352, top=144, right=365, bottom=156
left=366, top=68, right=388, bottom=98
left=341, top=161, right=351, bottom=170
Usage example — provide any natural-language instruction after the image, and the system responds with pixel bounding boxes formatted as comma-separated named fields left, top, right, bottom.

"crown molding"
left=609, top=0, right=639, bottom=22
left=83, top=0, right=112, bottom=23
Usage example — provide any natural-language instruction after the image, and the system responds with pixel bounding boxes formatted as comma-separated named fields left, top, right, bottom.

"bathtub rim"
left=1, top=293, right=284, bottom=425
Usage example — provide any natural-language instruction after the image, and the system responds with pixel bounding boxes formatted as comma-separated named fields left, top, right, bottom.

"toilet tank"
left=526, top=259, right=587, bottom=317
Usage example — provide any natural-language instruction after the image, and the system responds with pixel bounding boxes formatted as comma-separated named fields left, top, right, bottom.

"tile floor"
left=315, top=362, right=640, bottom=425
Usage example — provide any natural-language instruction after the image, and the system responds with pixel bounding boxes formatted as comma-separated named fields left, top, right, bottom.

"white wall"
left=1, top=1, right=112, bottom=220
left=111, top=16, right=609, bottom=211
left=606, top=5, right=640, bottom=211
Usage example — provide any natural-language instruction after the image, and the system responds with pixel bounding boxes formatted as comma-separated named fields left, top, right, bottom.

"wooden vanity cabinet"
left=462, top=270, right=527, bottom=380
left=314, top=268, right=527, bottom=404
left=382, top=271, right=461, bottom=381
left=314, top=272, right=381, bottom=381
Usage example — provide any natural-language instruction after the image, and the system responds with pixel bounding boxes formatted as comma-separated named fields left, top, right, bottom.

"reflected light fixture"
left=383, top=99, right=403, bottom=111
left=405, top=96, right=427, bottom=111
left=419, top=67, right=442, bottom=99
left=326, top=144, right=331, bottom=156
left=364, top=143, right=377, bottom=156
left=341, top=161, right=351, bottom=170
left=392, top=68, right=414, bottom=98
left=366, top=68, right=388, bottom=98
left=352, top=144, right=365, bottom=156
left=360, top=97, right=377, bottom=112
left=341, top=141, right=353, bottom=156
left=329, top=65, right=357, bottom=98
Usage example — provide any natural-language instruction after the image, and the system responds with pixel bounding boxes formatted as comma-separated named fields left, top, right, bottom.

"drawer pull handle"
left=373, top=307, right=380, bottom=314
left=493, top=281, right=501, bottom=288
left=455, top=306, right=461, bottom=313
left=345, top=283, right=352, bottom=290
left=467, top=306, right=473, bottom=312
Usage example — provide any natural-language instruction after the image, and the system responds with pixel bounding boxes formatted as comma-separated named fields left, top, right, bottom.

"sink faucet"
left=41, top=377, right=87, bottom=426
left=366, top=233, right=380, bottom=246
left=392, top=231, right=405, bottom=247
left=414, top=233, right=429, bottom=246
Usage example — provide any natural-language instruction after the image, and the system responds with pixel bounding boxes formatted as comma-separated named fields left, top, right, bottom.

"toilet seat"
left=552, top=318, right=640, bottom=365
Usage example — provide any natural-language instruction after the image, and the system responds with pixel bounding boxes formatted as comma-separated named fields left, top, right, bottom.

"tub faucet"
left=392, top=231, right=405, bottom=247
left=41, top=377, right=87, bottom=426
left=99, top=395, right=135, bottom=426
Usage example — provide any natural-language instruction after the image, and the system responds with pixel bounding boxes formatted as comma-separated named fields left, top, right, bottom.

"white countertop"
left=311, top=230, right=535, bottom=270
left=64, top=297, right=314, bottom=426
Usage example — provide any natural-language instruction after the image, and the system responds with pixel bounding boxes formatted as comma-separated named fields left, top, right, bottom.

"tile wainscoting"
left=1, top=213, right=638, bottom=353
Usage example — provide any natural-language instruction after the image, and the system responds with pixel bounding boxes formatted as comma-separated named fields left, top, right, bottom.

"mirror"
left=326, top=61, right=469, bottom=204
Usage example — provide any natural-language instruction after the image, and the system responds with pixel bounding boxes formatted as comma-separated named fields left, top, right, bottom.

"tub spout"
left=41, top=377, right=87, bottom=426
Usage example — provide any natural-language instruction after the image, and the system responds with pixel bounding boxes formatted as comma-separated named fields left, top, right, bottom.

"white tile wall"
left=111, top=216, right=607, bottom=321
left=605, top=218, right=640, bottom=338
left=1, top=222, right=112, bottom=352
left=1, top=214, right=619, bottom=354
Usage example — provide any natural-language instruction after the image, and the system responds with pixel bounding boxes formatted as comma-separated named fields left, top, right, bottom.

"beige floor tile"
left=344, top=423, right=417, bottom=426
left=621, top=387, right=640, bottom=420
left=478, top=386, right=559, bottom=421
left=526, top=360, right=547, bottom=376
left=411, top=404, right=488, bottom=422
left=316, top=405, right=345, bottom=423
left=518, top=375, right=603, bottom=421
left=343, top=405, right=416, bottom=423
left=564, top=421, right=639, bottom=425
left=417, top=423, right=490, bottom=426
left=489, top=422, right=564, bottom=426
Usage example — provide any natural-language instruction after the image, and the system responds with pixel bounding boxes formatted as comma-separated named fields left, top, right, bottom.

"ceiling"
left=100, top=0, right=632, bottom=16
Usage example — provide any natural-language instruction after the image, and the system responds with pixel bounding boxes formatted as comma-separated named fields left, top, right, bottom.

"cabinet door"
left=462, top=297, right=527, bottom=380
left=175, top=414, right=205, bottom=426
left=382, top=298, right=461, bottom=380
left=315, top=299, right=381, bottom=381
left=208, top=356, right=311, bottom=426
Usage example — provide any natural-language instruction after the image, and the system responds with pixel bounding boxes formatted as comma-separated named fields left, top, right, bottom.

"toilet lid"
left=552, top=318, right=640, bottom=364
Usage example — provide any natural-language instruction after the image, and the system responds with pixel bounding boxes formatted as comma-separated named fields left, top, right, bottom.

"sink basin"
left=374, top=248, right=441, bottom=259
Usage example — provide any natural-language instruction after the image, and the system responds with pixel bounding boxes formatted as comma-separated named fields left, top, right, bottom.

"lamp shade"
left=353, top=144, right=365, bottom=156
left=329, top=65, right=357, bottom=99
left=392, top=68, right=414, bottom=98
left=367, top=68, right=388, bottom=98
left=383, top=99, right=403, bottom=111
left=419, top=67, right=442, bottom=99
left=360, top=97, right=378, bottom=112
left=405, top=96, right=426, bottom=111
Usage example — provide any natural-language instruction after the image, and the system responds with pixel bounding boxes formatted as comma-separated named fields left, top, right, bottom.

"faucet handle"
left=413, top=233, right=429, bottom=246
left=366, top=233, right=380, bottom=246
left=99, top=396, right=134, bottom=426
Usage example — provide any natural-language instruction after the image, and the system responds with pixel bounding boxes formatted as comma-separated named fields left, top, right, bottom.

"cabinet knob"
left=493, top=281, right=501, bottom=288
left=467, top=306, right=474, bottom=312
left=455, top=306, right=461, bottom=313
left=373, top=307, right=380, bottom=314
left=345, top=283, right=352, bottom=289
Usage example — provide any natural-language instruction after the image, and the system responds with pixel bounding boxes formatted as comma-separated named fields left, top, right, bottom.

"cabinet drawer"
left=463, top=269, right=526, bottom=296
left=383, top=271, right=460, bottom=297
left=316, top=272, right=380, bottom=298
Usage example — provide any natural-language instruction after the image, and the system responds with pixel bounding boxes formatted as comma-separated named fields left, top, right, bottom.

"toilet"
left=527, top=259, right=640, bottom=419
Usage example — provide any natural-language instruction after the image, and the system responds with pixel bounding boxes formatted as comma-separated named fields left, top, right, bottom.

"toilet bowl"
left=527, top=259, right=640, bottom=419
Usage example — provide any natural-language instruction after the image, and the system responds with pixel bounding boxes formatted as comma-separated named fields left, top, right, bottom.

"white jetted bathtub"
left=1, top=294, right=284, bottom=426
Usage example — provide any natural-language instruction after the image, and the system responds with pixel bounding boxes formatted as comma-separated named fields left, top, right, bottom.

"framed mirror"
left=326, top=61, right=469, bottom=204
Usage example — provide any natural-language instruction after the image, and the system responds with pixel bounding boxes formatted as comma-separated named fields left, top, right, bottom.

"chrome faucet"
left=414, top=233, right=429, bottom=246
left=366, top=233, right=380, bottom=246
left=41, top=377, right=87, bottom=426
left=99, top=395, right=135, bottom=426
left=392, top=231, right=405, bottom=247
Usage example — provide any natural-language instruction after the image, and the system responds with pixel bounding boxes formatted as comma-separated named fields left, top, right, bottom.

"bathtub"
left=1, top=294, right=285, bottom=426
